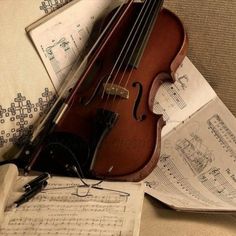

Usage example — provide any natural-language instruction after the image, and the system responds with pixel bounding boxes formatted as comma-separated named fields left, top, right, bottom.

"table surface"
left=140, top=195, right=236, bottom=236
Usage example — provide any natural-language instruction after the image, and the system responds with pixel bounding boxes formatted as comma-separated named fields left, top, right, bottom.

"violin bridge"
left=103, top=83, right=129, bottom=99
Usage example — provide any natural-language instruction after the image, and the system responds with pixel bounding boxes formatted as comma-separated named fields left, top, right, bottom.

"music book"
left=25, top=0, right=124, bottom=91
left=145, top=57, right=236, bottom=213
left=0, top=175, right=144, bottom=235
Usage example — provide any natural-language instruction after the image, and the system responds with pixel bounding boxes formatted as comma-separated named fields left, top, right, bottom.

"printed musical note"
left=43, top=36, right=79, bottom=82
left=207, top=114, right=236, bottom=162
left=161, top=83, right=187, bottom=109
left=28, top=0, right=124, bottom=90
left=199, top=167, right=236, bottom=206
left=0, top=178, right=144, bottom=236
left=146, top=154, right=219, bottom=207
left=175, top=133, right=213, bottom=175
left=152, top=102, right=169, bottom=121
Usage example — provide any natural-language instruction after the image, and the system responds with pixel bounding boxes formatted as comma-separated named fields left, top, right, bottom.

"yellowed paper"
left=0, top=177, right=144, bottom=235
left=146, top=58, right=236, bottom=212
left=153, top=57, right=216, bottom=136
left=26, top=0, right=124, bottom=90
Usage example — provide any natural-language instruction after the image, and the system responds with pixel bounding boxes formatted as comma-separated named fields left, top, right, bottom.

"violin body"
left=33, top=1, right=188, bottom=181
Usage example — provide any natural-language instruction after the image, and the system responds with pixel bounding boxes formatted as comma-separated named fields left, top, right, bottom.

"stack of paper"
left=0, top=176, right=144, bottom=235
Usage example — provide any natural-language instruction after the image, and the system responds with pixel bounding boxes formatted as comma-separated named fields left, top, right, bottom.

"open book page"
left=26, top=0, right=123, bottom=90
left=153, top=57, right=216, bottom=136
left=0, top=164, right=18, bottom=222
left=0, top=177, right=144, bottom=236
left=145, top=97, right=236, bottom=212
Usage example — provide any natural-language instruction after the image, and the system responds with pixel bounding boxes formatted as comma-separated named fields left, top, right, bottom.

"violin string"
left=112, top=0, right=160, bottom=106
left=120, top=0, right=162, bottom=89
left=29, top=2, right=127, bottom=143
left=100, top=0, right=149, bottom=102
left=101, top=0, right=161, bottom=113
left=110, top=0, right=162, bottom=117
left=101, top=0, right=149, bottom=102
left=109, top=0, right=156, bottom=104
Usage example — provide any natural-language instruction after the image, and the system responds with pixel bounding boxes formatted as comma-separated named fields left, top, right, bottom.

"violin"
left=7, top=0, right=188, bottom=181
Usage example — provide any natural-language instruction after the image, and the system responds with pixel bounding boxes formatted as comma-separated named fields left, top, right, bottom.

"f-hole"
left=132, top=81, right=146, bottom=121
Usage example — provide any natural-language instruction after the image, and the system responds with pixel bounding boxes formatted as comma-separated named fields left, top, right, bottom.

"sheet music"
left=0, top=177, right=144, bottom=235
left=27, top=0, right=123, bottom=90
left=145, top=97, right=236, bottom=212
left=153, top=57, right=216, bottom=136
